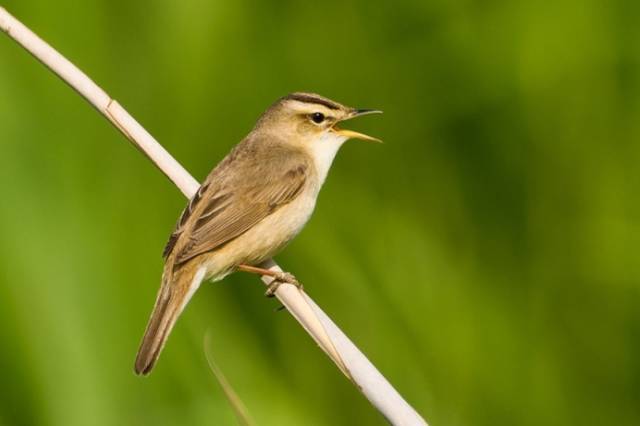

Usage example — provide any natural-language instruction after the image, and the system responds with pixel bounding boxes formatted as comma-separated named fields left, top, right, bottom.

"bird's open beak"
left=331, top=109, right=383, bottom=142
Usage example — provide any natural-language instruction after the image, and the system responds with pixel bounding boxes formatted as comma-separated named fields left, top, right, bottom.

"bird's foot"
left=236, top=264, right=304, bottom=297
left=264, top=272, right=303, bottom=298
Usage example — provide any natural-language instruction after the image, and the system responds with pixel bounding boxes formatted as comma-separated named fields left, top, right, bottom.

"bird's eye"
left=311, top=112, right=325, bottom=124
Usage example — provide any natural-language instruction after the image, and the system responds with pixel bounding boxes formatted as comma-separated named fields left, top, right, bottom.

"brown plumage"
left=135, top=93, right=380, bottom=375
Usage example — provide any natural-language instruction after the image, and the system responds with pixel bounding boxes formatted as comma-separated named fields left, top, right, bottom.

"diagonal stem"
left=0, top=7, right=427, bottom=425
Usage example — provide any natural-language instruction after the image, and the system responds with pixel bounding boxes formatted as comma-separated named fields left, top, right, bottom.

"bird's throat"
left=309, top=132, right=347, bottom=187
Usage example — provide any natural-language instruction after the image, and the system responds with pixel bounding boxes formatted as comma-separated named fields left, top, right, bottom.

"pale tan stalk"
left=0, top=7, right=427, bottom=425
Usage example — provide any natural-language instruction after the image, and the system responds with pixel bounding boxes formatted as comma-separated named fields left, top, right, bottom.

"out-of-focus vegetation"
left=1, top=1, right=639, bottom=425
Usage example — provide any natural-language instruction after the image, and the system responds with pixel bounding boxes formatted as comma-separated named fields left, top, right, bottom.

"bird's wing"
left=163, top=142, right=310, bottom=265
left=136, top=141, right=310, bottom=375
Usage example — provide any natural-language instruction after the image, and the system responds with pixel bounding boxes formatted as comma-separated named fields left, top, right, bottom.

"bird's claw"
left=264, top=272, right=303, bottom=298
left=276, top=272, right=300, bottom=286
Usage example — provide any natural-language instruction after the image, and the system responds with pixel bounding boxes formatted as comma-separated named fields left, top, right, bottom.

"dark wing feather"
left=163, top=139, right=310, bottom=265
left=162, top=181, right=211, bottom=258
left=175, top=163, right=307, bottom=265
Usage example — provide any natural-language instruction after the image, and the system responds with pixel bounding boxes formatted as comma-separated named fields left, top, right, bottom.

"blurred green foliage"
left=1, top=1, right=639, bottom=425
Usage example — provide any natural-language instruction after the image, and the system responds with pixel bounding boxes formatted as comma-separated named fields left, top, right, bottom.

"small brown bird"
left=135, top=92, right=381, bottom=375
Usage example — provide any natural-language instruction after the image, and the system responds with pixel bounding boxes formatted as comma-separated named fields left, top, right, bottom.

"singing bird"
left=135, top=93, right=381, bottom=375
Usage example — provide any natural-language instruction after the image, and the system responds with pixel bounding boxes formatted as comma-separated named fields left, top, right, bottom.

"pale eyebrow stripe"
left=284, top=93, right=341, bottom=110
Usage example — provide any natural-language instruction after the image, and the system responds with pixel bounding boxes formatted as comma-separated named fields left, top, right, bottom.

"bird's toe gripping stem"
left=264, top=272, right=303, bottom=297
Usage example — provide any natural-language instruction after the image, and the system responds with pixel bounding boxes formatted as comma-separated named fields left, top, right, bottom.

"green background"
left=1, top=1, right=639, bottom=425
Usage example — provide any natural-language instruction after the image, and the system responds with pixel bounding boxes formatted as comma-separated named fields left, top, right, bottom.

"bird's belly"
left=202, top=193, right=316, bottom=280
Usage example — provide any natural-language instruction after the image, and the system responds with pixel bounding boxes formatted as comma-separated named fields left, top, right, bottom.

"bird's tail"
left=134, top=262, right=205, bottom=375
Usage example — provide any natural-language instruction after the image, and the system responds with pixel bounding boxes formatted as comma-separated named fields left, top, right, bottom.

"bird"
left=134, top=92, right=381, bottom=375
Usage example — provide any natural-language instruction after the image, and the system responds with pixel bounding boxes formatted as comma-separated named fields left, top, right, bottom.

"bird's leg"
left=237, top=264, right=303, bottom=297
left=237, top=264, right=301, bottom=285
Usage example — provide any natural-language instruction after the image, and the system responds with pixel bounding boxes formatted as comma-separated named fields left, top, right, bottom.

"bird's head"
left=257, top=92, right=382, bottom=146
